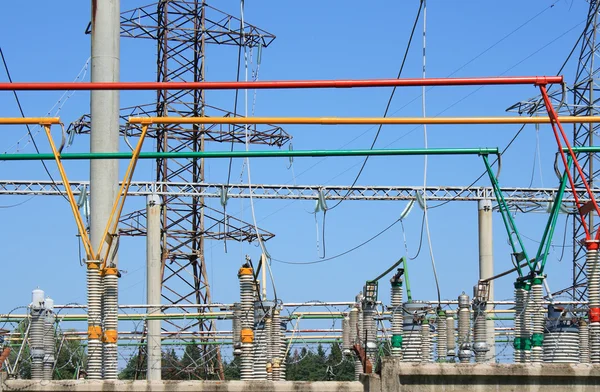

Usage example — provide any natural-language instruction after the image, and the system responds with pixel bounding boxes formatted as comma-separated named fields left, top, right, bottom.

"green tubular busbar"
left=0, top=147, right=500, bottom=161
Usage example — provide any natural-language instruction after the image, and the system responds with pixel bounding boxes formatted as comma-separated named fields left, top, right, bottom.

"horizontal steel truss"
left=0, top=180, right=592, bottom=205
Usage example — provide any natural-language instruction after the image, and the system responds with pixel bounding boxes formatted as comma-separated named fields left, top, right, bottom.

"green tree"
left=180, top=341, right=202, bottom=380
left=222, top=356, right=240, bottom=380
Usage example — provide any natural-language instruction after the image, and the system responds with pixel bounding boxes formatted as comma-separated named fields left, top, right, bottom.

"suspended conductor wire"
left=0, top=47, right=73, bottom=204
left=326, top=0, right=424, bottom=211
left=239, top=3, right=278, bottom=302
left=419, top=0, right=441, bottom=308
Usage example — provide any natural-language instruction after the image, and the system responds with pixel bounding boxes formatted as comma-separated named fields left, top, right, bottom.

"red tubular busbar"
left=0, top=76, right=563, bottom=91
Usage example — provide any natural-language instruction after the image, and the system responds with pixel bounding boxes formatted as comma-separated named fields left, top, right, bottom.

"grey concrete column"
left=478, top=199, right=495, bottom=361
left=146, top=195, right=162, bottom=380
left=90, top=0, right=120, bottom=379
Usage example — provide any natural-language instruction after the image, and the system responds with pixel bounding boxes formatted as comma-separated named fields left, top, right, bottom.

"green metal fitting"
left=437, top=310, right=446, bottom=317
left=522, top=338, right=532, bottom=351
left=513, top=337, right=522, bottom=350
left=532, top=277, right=544, bottom=285
left=391, top=281, right=403, bottom=287
left=391, top=334, right=403, bottom=348
left=531, top=333, right=544, bottom=347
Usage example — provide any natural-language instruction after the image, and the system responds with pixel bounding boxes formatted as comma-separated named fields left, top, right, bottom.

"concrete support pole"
left=478, top=199, right=495, bottom=361
left=90, top=0, right=120, bottom=380
left=146, top=195, right=162, bottom=381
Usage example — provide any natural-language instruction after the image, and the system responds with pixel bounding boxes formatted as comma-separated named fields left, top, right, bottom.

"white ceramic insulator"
left=580, top=321, right=590, bottom=364
left=436, top=315, right=447, bottom=362
left=86, top=265, right=102, bottom=379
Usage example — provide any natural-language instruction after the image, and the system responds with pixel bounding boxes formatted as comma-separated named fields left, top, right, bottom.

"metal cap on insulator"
left=238, top=267, right=253, bottom=276
left=458, top=292, right=470, bottom=308
left=44, top=297, right=54, bottom=311
left=586, top=240, right=600, bottom=251
left=31, top=289, right=45, bottom=309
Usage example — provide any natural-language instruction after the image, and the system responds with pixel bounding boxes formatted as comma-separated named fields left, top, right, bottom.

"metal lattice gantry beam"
left=0, top=179, right=593, bottom=205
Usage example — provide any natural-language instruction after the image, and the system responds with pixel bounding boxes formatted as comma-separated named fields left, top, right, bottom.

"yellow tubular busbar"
left=0, top=117, right=61, bottom=125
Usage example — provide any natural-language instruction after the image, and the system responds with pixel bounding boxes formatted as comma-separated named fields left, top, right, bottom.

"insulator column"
left=43, top=298, right=55, bottom=380
left=472, top=300, right=488, bottom=363
left=402, top=301, right=426, bottom=362
left=457, top=293, right=472, bottom=363
left=530, top=277, right=544, bottom=363
left=587, top=244, right=600, bottom=363
left=265, top=314, right=273, bottom=380
left=271, top=308, right=282, bottom=381
left=362, top=302, right=377, bottom=366
left=521, top=282, right=532, bottom=363
left=86, top=261, right=102, bottom=379
left=232, top=303, right=242, bottom=357
left=354, top=295, right=364, bottom=379
left=238, top=266, right=254, bottom=380
left=342, top=316, right=351, bottom=356
left=279, top=315, right=287, bottom=380
left=436, top=311, right=447, bottom=362
left=446, top=310, right=456, bottom=360
left=390, top=277, right=403, bottom=358
left=29, top=289, right=45, bottom=380
left=421, top=320, right=431, bottom=362
left=102, top=268, right=118, bottom=379
left=514, top=281, right=531, bottom=363
left=580, top=319, right=590, bottom=364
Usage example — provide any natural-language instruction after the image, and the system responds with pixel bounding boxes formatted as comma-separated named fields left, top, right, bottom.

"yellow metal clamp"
left=240, top=329, right=254, bottom=343
left=87, top=326, right=102, bottom=340
left=238, top=267, right=253, bottom=276
left=103, top=330, right=118, bottom=344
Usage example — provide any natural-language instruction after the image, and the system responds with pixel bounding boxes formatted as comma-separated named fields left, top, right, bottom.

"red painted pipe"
left=0, top=76, right=563, bottom=91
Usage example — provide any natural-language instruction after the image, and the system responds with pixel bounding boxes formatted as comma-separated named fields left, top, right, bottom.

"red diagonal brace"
left=539, top=85, right=599, bottom=242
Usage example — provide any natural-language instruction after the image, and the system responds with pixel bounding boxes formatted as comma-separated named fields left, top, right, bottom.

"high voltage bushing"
left=446, top=310, right=456, bottom=360
left=342, top=317, right=351, bottom=356
left=232, top=303, right=242, bottom=356
left=472, top=300, right=489, bottom=363
left=271, top=307, right=282, bottom=381
left=521, top=281, right=532, bottom=363
left=354, top=293, right=364, bottom=380
left=390, top=274, right=403, bottom=358
left=457, top=293, right=472, bottom=363
left=348, top=306, right=360, bottom=379
left=586, top=243, right=600, bottom=364
left=530, top=277, right=545, bottom=363
left=543, top=305, right=579, bottom=363
left=43, top=298, right=55, bottom=380
left=253, top=301, right=273, bottom=380
left=102, top=267, right=119, bottom=379
left=580, top=319, right=590, bottom=364
left=513, top=280, right=531, bottom=363
left=86, top=261, right=102, bottom=379
left=265, top=315, right=273, bottom=381
left=421, top=320, right=431, bottom=362
left=279, top=316, right=287, bottom=380
left=238, top=266, right=254, bottom=380
left=30, top=289, right=45, bottom=380
left=362, top=301, right=377, bottom=365
left=436, top=310, right=447, bottom=362
left=402, top=301, right=427, bottom=362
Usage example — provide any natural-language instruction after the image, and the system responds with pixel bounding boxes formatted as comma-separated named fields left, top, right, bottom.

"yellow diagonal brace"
left=41, top=124, right=94, bottom=258
left=97, top=125, right=150, bottom=267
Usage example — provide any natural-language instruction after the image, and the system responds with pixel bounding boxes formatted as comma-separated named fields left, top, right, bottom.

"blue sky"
left=0, top=0, right=591, bottom=355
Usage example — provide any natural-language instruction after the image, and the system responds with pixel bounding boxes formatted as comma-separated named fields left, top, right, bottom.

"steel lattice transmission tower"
left=508, top=1, right=600, bottom=300
left=72, top=0, right=291, bottom=379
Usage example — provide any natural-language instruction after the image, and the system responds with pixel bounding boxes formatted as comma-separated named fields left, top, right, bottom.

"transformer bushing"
left=43, top=298, right=55, bottom=380
left=342, top=317, right=351, bottom=356
left=472, top=301, right=489, bottom=363
left=580, top=319, right=590, bottom=364
left=232, top=303, right=242, bottom=356
left=586, top=245, right=600, bottom=364
left=362, top=301, right=377, bottom=365
left=253, top=300, right=274, bottom=380
left=513, top=281, right=531, bottom=363
left=421, top=320, right=431, bottom=362
left=348, top=307, right=360, bottom=380
left=86, top=261, right=102, bottom=379
left=446, top=310, right=456, bottom=359
left=530, top=277, right=545, bottom=363
left=457, top=293, right=472, bottom=363
left=543, top=306, right=579, bottom=363
left=238, top=266, right=255, bottom=380
left=271, top=308, right=282, bottom=381
left=402, top=301, right=427, bottom=362
left=390, top=278, right=403, bottom=358
left=279, top=316, right=287, bottom=380
left=30, top=289, right=45, bottom=380
left=436, top=311, right=447, bottom=362
left=102, top=268, right=119, bottom=379
left=354, top=297, right=364, bottom=380
left=265, top=315, right=273, bottom=381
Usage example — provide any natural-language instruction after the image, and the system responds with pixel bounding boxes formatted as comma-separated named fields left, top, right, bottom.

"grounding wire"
left=0, top=47, right=70, bottom=204
left=326, top=0, right=424, bottom=212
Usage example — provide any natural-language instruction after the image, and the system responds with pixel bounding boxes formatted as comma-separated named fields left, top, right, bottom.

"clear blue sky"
left=0, top=0, right=590, bottom=354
